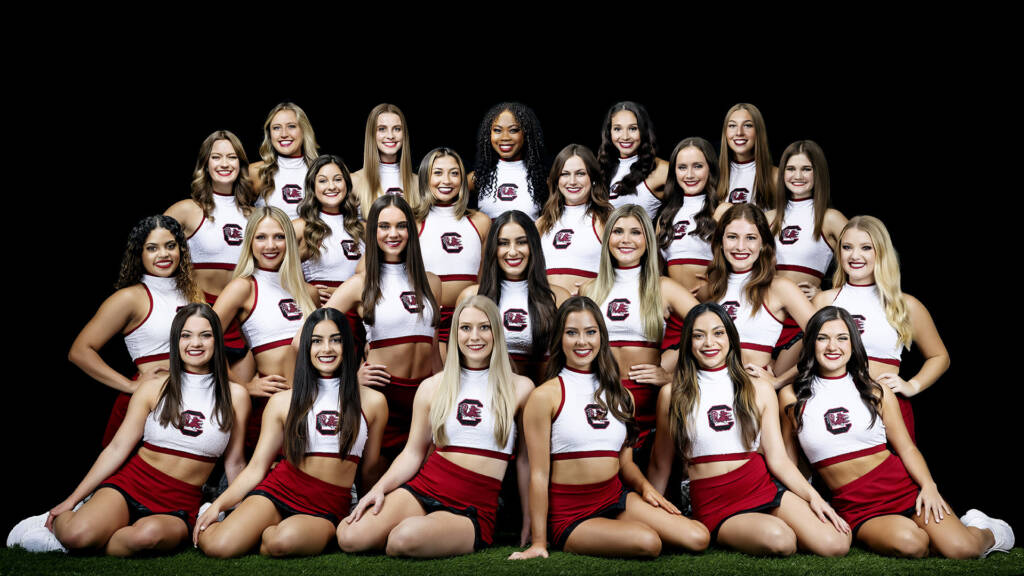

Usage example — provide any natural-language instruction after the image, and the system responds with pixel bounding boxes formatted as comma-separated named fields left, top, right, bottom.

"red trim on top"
left=847, top=281, right=875, bottom=287
left=683, top=191, right=705, bottom=197
left=552, top=450, right=619, bottom=461
left=417, top=219, right=426, bottom=235
left=369, top=335, right=433, bottom=349
left=731, top=268, right=752, bottom=275
left=252, top=339, right=292, bottom=354
left=380, top=160, right=398, bottom=165
left=467, top=214, right=483, bottom=240
left=123, top=284, right=154, bottom=337
left=760, top=301, right=785, bottom=325
left=547, top=268, right=598, bottom=278
left=776, top=264, right=825, bottom=279
left=563, top=366, right=594, bottom=375
left=869, top=356, right=901, bottom=367
left=819, top=372, right=848, bottom=380
left=134, top=353, right=170, bottom=366
left=439, top=274, right=478, bottom=282
left=788, top=196, right=813, bottom=203
left=312, top=280, right=343, bottom=288
left=461, top=365, right=489, bottom=372
left=690, top=451, right=755, bottom=464
left=610, top=341, right=659, bottom=349
left=592, top=215, right=602, bottom=241
left=212, top=191, right=234, bottom=197
left=321, top=209, right=342, bottom=216
left=142, top=442, right=217, bottom=463
left=255, top=265, right=279, bottom=272
left=704, top=364, right=728, bottom=372
left=193, top=262, right=236, bottom=271
left=814, top=444, right=887, bottom=469
left=183, top=369, right=210, bottom=375
left=554, top=377, right=567, bottom=420
left=667, top=258, right=711, bottom=267
left=740, top=342, right=774, bottom=353
left=732, top=158, right=755, bottom=165
left=186, top=213, right=205, bottom=240
left=614, top=264, right=641, bottom=270
left=437, top=446, right=513, bottom=461
left=284, top=153, right=304, bottom=159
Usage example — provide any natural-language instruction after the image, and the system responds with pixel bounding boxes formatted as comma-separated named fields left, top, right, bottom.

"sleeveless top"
left=600, top=265, right=663, bottom=348
left=661, top=193, right=713, bottom=267
left=796, top=373, right=887, bottom=468
left=142, top=371, right=231, bottom=462
left=689, top=366, right=761, bottom=463
left=419, top=204, right=482, bottom=282
left=831, top=283, right=903, bottom=366
left=550, top=367, right=627, bottom=460
left=719, top=270, right=784, bottom=354
left=188, top=193, right=248, bottom=271
left=301, top=211, right=363, bottom=286
left=435, top=367, right=516, bottom=460
left=305, top=377, right=369, bottom=462
left=727, top=160, right=756, bottom=204
left=124, top=275, right=188, bottom=365
left=499, top=280, right=533, bottom=357
left=541, top=203, right=602, bottom=278
left=379, top=161, right=405, bottom=196
left=477, top=159, right=538, bottom=220
left=775, top=198, right=833, bottom=279
left=263, top=156, right=308, bottom=220
left=608, top=155, right=662, bottom=220
left=363, top=263, right=435, bottom=348
left=240, top=268, right=305, bottom=354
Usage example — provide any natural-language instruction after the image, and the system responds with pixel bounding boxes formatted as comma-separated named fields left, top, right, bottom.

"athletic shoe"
left=20, top=527, right=66, bottom=553
left=6, top=512, right=49, bottom=548
left=961, top=508, right=1015, bottom=557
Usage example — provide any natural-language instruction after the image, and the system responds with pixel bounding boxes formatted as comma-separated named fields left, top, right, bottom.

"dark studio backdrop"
left=7, top=55, right=1019, bottom=540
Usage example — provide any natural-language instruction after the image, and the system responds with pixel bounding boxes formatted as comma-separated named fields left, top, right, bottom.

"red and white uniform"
left=419, top=204, right=482, bottom=283
left=830, top=283, right=903, bottom=367
left=435, top=367, right=516, bottom=460
left=301, top=211, right=364, bottom=286
left=477, top=159, right=538, bottom=220
left=379, top=161, right=405, bottom=196
left=796, top=373, right=887, bottom=468
left=125, top=275, right=189, bottom=366
left=240, top=268, right=306, bottom=354
left=775, top=198, right=833, bottom=279
left=601, top=265, right=663, bottom=349
left=363, top=263, right=435, bottom=349
left=188, top=193, right=248, bottom=272
left=689, top=366, right=760, bottom=463
left=551, top=367, right=628, bottom=459
left=727, top=160, right=756, bottom=204
left=142, top=371, right=231, bottom=462
left=719, top=271, right=784, bottom=354
left=608, top=156, right=662, bottom=220
left=499, top=280, right=533, bottom=359
left=661, top=193, right=713, bottom=267
left=541, top=204, right=602, bottom=279
left=261, top=156, right=308, bottom=220
left=305, top=377, right=369, bottom=461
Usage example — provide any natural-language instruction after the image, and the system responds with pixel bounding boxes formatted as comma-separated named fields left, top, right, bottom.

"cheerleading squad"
left=6, top=101, right=1013, bottom=561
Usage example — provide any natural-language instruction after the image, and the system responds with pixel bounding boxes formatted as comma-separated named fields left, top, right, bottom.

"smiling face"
left=814, top=319, right=851, bottom=377
left=252, top=217, right=287, bottom=270
left=610, top=109, right=641, bottom=158
left=675, top=146, right=710, bottom=196
left=562, top=309, right=602, bottom=372
left=839, top=227, right=876, bottom=284
left=208, top=139, right=240, bottom=191
left=142, top=227, right=180, bottom=277
left=375, top=112, right=404, bottom=162
left=784, top=153, right=814, bottom=199
left=375, top=205, right=409, bottom=262
left=179, top=315, right=215, bottom=373
left=428, top=154, right=462, bottom=204
left=310, top=319, right=343, bottom=378
left=457, top=306, right=494, bottom=369
left=490, top=110, right=524, bottom=161
left=726, top=109, right=756, bottom=161
left=496, top=222, right=530, bottom=280
left=314, top=162, right=348, bottom=213
left=270, top=109, right=303, bottom=156
left=722, top=218, right=762, bottom=272
left=558, top=155, right=591, bottom=206
left=608, top=215, right=646, bottom=267
left=690, top=311, right=730, bottom=370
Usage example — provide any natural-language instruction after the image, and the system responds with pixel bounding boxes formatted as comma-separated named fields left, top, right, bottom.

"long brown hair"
left=537, top=143, right=612, bottom=236
left=189, top=130, right=257, bottom=221
left=771, top=140, right=831, bottom=240
left=716, top=103, right=774, bottom=209
left=655, top=137, right=719, bottom=253
left=705, top=204, right=776, bottom=313
left=297, top=154, right=363, bottom=259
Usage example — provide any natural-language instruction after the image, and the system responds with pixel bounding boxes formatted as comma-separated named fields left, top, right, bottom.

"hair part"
left=706, top=204, right=776, bottom=313
left=771, top=140, right=831, bottom=240
left=232, top=206, right=316, bottom=318
left=716, top=103, right=775, bottom=208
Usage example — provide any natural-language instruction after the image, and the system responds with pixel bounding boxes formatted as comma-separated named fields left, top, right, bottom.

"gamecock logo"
left=584, top=403, right=609, bottom=429
left=553, top=229, right=574, bottom=249
left=707, top=405, right=735, bottom=431
left=504, top=308, right=528, bottom=331
left=400, top=291, right=421, bottom=313
left=223, top=224, right=243, bottom=246
left=673, top=220, right=690, bottom=240
left=180, top=410, right=205, bottom=437
left=282, top=184, right=303, bottom=203
left=851, top=314, right=866, bottom=334
left=606, top=298, right=630, bottom=321
left=728, top=188, right=750, bottom=203
left=441, top=232, right=464, bottom=253
left=497, top=183, right=518, bottom=201
left=780, top=225, right=801, bottom=245
left=316, top=410, right=340, bottom=435
left=824, top=407, right=852, bottom=435
left=457, top=399, right=484, bottom=426
left=341, top=239, right=361, bottom=260
left=721, top=301, right=740, bottom=320
left=279, top=299, right=302, bottom=320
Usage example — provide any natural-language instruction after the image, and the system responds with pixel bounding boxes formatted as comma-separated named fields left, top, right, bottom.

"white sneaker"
left=6, top=512, right=49, bottom=548
left=961, top=508, right=1015, bottom=557
left=20, top=527, right=67, bottom=553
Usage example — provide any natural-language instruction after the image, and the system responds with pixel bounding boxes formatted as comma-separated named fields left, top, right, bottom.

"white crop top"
left=435, top=367, right=516, bottom=460
left=719, top=271, right=783, bottom=353
left=797, top=373, right=887, bottom=468
left=188, top=193, right=248, bottom=271
left=142, top=371, right=230, bottom=462
left=477, top=159, right=538, bottom=220
left=601, top=265, right=662, bottom=348
left=363, top=263, right=435, bottom=348
left=379, top=161, right=404, bottom=196
left=124, top=275, right=188, bottom=365
left=499, top=280, right=533, bottom=357
left=419, top=204, right=482, bottom=282
left=661, top=193, right=713, bottom=267
left=301, top=211, right=364, bottom=286
left=240, top=268, right=306, bottom=354
left=609, top=156, right=662, bottom=220
left=831, top=283, right=903, bottom=366
left=727, top=160, right=757, bottom=204
left=305, top=378, right=369, bottom=462
left=550, top=367, right=627, bottom=459
left=541, top=204, right=602, bottom=278
left=263, top=156, right=308, bottom=220
left=775, top=198, right=833, bottom=279
left=689, top=366, right=760, bottom=463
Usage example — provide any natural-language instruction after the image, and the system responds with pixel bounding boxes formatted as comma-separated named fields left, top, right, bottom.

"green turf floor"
left=2, top=545, right=1022, bottom=576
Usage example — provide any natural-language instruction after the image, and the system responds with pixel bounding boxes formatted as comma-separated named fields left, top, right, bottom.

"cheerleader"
left=509, top=296, right=709, bottom=559
left=414, top=147, right=490, bottom=359
left=338, top=296, right=533, bottom=557
left=779, top=306, right=1013, bottom=558
left=714, top=103, right=776, bottom=210
left=537, top=144, right=612, bottom=295
left=196, top=308, right=386, bottom=558
left=250, top=102, right=319, bottom=220
left=812, top=216, right=949, bottom=442
left=596, top=101, right=668, bottom=220
left=69, top=215, right=203, bottom=446
left=351, top=103, right=419, bottom=215
left=648, top=303, right=849, bottom=556
left=458, top=210, right=570, bottom=384
left=654, top=137, right=719, bottom=295
left=469, top=102, right=547, bottom=221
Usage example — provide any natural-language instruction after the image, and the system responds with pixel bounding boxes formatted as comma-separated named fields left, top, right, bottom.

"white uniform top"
left=125, top=275, right=188, bottom=365
left=775, top=198, right=833, bottom=279
left=551, top=367, right=627, bottom=459
left=142, top=372, right=230, bottom=462
left=831, top=283, right=903, bottom=366
left=601, top=265, right=663, bottom=348
left=435, top=367, right=516, bottom=460
left=301, top=211, right=364, bottom=286
left=379, top=161, right=404, bottom=196
left=240, top=268, right=306, bottom=354
left=661, top=193, right=713, bottom=267
left=609, top=155, right=662, bottom=220
left=689, top=366, right=761, bottom=463
left=263, top=156, right=308, bottom=220
left=727, top=160, right=757, bottom=204
left=499, top=280, right=533, bottom=357
left=541, top=204, right=602, bottom=278
left=305, top=377, right=369, bottom=462
left=188, top=193, right=248, bottom=271
left=477, top=159, right=538, bottom=220
left=719, top=271, right=784, bottom=354
left=419, top=204, right=482, bottom=282
left=797, top=373, right=887, bottom=467
left=363, top=263, right=435, bottom=348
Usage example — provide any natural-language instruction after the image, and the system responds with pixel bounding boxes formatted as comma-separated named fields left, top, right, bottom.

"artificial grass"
left=2, top=545, right=1022, bottom=576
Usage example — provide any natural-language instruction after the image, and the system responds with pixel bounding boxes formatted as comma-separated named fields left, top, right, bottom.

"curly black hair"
left=115, top=215, right=202, bottom=303
left=472, top=102, right=548, bottom=213
left=597, top=101, right=658, bottom=199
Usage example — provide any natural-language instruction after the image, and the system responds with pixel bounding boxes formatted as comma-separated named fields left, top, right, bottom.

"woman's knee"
left=760, top=522, right=798, bottom=556
left=883, top=527, right=929, bottom=558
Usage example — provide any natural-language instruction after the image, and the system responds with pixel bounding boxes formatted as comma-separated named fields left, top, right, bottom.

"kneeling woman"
left=338, top=296, right=533, bottom=557
left=511, top=296, right=709, bottom=560
left=779, top=306, right=1013, bottom=558
left=648, top=303, right=849, bottom=557
left=46, top=304, right=247, bottom=556
left=196, top=308, right=386, bottom=557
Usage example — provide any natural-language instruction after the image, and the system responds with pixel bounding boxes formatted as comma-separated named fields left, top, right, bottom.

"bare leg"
left=856, top=515, right=929, bottom=558
left=616, top=492, right=709, bottom=552
left=105, top=515, right=188, bottom=557
left=385, top=511, right=477, bottom=558
left=771, top=491, right=850, bottom=556
left=564, top=517, right=662, bottom=558
left=198, top=495, right=281, bottom=558
left=260, top=514, right=336, bottom=557
left=914, top=510, right=993, bottom=559
left=337, top=487, right=424, bottom=553
left=53, top=487, right=130, bottom=552
left=717, top=512, right=797, bottom=556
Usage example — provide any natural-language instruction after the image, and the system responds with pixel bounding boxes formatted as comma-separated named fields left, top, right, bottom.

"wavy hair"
left=414, top=147, right=470, bottom=222
left=256, top=102, right=319, bottom=200
left=297, top=154, right=363, bottom=260
left=655, top=137, right=720, bottom=253
left=232, top=207, right=316, bottom=318
left=472, top=102, right=548, bottom=213
left=597, top=101, right=658, bottom=198
left=115, top=215, right=203, bottom=304
left=537, top=143, right=612, bottom=236
left=706, top=204, right=776, bottom=313
left=716, top=103, right=774, bottom=209
left=358, top=103, right=416, bottom=212
left=771, top=140, right=831, bottom=240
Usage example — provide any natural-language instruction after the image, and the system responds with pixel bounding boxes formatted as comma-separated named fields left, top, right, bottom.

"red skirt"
left=897, top=395, right=915, bottom=443
left=622, top=379, right=657, bottom=444
left=100, top=454, right=203, bottom=529
left=379, top=375, right=424, bottom=449
left=774, top=316, right=802, bottom=351
left=548, top=475, right=629, bottom=547
left=402, top=451, right=502, bottom=548
left=689, top=453, right=786, bottom=533
left=102, top=390, right=133, bottom=448
left=831, top=453, right=919, bottom=533
left=662, top=314, right=684, bottom=351
left=437, top=305, right=455, bottom=344
left=249, top=459, right=351, bottom=524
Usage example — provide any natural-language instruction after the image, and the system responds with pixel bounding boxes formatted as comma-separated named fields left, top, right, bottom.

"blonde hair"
left=358, top=103, right=417, bottom=212
left=256, top=102, right=319, bottom=199
left=414, top=147, right=470, bottom=222
left=233, top=206, right=316, bottom=319
left=833, top=215, right=913, bottom=348
left=430, top=296, right=517, bottom=448
left=584, top=205, right=663, bottom=342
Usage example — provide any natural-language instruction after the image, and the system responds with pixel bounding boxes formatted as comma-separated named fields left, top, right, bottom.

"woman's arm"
left=222, top=383, right=251, bottom=483
left=876, top=294, right=949, bottom=398
left=647, top=384, right=675, bottom=494
left=215, top=278, right=287, bottom=396
left=881, top=384, right=949, bottom=524
left=358, top=387, right=388, bottom=492
left=68, top=287, right=151, bottom=393
left=508, top=381, right=558, bottom=559
left=164, top=199, right=204, bottom=237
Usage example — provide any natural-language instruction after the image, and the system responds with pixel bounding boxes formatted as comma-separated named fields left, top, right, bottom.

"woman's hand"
left=246, top=374, right=290, bottom=397
left=193, top=503, right=222, bottom=545
left=316, top=285, right=337, bottom=306
left=44, top=498, right=76, bottom=531
left=344, top=486, right=386, bottom=524
left=796, top=281, right=819, bottom=301
left=808, top=492, right=850, bottom=534
left=134, top=364, right=169, bottom=392
left=628, top=364, right=672, bottom=387
left=642, top=483, right=681, bottom=515
left=745, top=364, right=779, bottom=389
left=508, top=543, right=549, bottom=560
left=358, top=363, right=390, bottom=388
left=916, top=483, right=951, bottom=525
left=876, top=373, right=919, bottom=397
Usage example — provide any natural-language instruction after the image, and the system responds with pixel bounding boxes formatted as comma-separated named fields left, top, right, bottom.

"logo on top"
left=223, top=224, right=244, bottom=246
left=497, top=183, right=518, bottom=201
left=316, top=410, right=340, bottom=435
left=553, top=229, right=574, bottom=249
left=728, top=188, right=750, bottom=203
left=824, top=407, right=852, bottom=435
left=504, top=308, right=528, bottom=332
left=584, top=403, right=610, bottom=429
left=457, top=399, right=484, bottom=426
left=279, top=299, right=302, bottom=320
left=780, top=225, right=801, bottom=245
left=441, top=232, right=464, bottom=254
left=180, top=410, right=205, bottom=437
left=707, top=405, right=735, bottom=431
left=282, top=184, right=303, bottom=203
left=606, top=298, right=630, bottom=321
